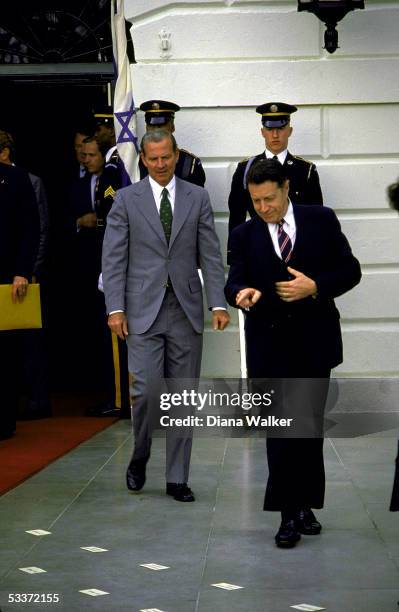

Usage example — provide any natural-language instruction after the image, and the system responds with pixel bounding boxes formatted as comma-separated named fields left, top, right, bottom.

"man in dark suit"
left=225, top=159, right=361, bottom=547
left=138, top=100, right=206, bottom=187
left=0, top=159, right=39, bottom=439
left=228, top=102, right=323, bottom=237
left=0, top=130, right=51, bottom=419
left=102, top=129, right=229, bottom=502
left=73, top=124, right=91, bottom=178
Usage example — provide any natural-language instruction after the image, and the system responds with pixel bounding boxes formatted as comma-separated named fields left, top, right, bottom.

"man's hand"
left=212, top=309, right=230, bottom=330
left=12, top=276, right=29, bottom=303
left=78, top=212, right=97, bottom=228
left=275, top=266, right=317, bottom=302
left=108, top=312, right=129, bottom=339
left=235, top=288, right=262, bottom=309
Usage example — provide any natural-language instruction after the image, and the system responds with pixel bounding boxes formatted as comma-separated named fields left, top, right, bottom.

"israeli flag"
left=111, top=0, right=140, bottom=184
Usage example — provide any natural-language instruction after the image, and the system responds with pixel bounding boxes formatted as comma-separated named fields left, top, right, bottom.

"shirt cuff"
left=109, top=310, right=124, bottom=315
left=212, top=307, right=227, bottom=311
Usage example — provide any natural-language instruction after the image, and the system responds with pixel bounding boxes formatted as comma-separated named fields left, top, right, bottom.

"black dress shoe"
left=126, top=457, right=148, bottom=491
left=86, top=402, right=120, bottom=417
left=296, top=509, right=322, bottom=535
left=275, top=519, right=301, bottom=548
left=166, top=483, right=195, bottom=502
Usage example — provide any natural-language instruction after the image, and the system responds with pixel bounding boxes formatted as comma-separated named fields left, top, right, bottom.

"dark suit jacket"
left=225, top=205, right=361, bottom=376
left=70, top=172, right=94, bottom=219
left=228, top=151, right=323, bottom=235
left=0, top=163, right=39, bottom=283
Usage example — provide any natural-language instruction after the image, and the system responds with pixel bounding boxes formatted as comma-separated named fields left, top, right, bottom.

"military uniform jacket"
left=228, top=150, right=323, bottom=235
left=96, top=148, right=129, bottom=232
left=139, top=148, right=206, bottom=187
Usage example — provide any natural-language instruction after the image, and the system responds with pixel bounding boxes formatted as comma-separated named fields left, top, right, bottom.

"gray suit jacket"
left=102, top=176, right=227, bottom=334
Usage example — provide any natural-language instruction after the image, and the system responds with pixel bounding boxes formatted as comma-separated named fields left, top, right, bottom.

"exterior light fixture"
left=297, top=0, right=365, bottom=54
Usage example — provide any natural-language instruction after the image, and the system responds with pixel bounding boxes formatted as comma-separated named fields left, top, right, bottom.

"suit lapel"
left=290, top=205, right=306, bottom=262
left=251, top=217, right=290, bottom=285
left=253, top=216, right=280, bottom=261
left=135, top=177, right=167, bottom=245
left=169, top=178, right=195, bottom=249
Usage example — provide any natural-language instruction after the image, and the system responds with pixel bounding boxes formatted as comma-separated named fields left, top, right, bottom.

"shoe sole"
left=127, top=485, right=145, bottom=492
left=275, top=533, right=301, bottom=548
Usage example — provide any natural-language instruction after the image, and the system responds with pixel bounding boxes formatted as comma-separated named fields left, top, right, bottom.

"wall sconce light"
left=297, top=0, right=365, bottom=54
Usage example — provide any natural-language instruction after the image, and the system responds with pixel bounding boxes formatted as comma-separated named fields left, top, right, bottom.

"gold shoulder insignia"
left=179, top=148, right=200, bottom=161
left=293, top=155, right=312, bottom=165
left=104, top=185, right=116, bottom=199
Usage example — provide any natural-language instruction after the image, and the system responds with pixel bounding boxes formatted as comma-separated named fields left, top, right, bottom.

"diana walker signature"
left=160, top=415, right=293, bottom=428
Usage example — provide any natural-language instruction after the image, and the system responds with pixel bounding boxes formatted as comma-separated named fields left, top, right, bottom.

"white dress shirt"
left=265, top=148, right=288, bottom=165
left=148, top=175, right=176, bottom=212
left=267, top=201, right=296, bottom=259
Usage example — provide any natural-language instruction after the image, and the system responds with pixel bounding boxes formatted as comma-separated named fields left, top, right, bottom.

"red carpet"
left=0, top=393, right=119, bottom=495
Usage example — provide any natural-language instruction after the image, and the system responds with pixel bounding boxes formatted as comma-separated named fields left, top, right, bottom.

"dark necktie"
left=273, top=155, right=278, bottom=161
left=277, top=219, right=292, bottom=263
left=160, top=187, right=173, bottom=243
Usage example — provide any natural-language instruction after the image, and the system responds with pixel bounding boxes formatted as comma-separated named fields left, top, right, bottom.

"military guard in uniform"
left=228, top=102, right=323, bottom=236
left=84, top=109, right=132, bottom=417
left=139, top=100, right=206, bottom=187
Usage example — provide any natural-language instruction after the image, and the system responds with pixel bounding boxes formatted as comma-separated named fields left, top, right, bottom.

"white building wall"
left=125, top=0, right=399, bottom=377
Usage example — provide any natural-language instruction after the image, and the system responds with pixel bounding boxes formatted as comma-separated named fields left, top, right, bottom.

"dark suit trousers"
left=0, top=331, right=20, bottom=436
left=20, top=282, right=51, bottom=414
left=244, top=315, right=330, bottom=512
left=126, top=289, right=202, bottom=483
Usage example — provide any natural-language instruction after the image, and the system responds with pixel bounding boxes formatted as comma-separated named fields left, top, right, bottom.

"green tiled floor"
left=0, top=422, right=398, bottom=611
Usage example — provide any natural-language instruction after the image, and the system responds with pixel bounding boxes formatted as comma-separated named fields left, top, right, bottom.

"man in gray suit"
left=102, top=129, right=229, bottom=502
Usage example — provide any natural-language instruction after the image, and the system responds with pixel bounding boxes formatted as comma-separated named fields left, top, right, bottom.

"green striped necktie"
left=160, top=187, right=173, bottom=243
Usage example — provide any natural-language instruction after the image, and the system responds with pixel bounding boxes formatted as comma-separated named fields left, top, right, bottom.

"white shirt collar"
left=265, top=148, right=288, bottom=165
left=267, top=200, right=295, bottom=233
left=148, top=175, right=176, bottom=212
left=281, top=200, right=294, bottom=227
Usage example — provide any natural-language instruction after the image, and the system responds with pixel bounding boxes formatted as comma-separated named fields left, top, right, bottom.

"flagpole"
left=111, top=0, right=140, bottom=183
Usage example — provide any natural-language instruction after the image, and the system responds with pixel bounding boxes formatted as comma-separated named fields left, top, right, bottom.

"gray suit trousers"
left=126, top=289, right=202, bottom=483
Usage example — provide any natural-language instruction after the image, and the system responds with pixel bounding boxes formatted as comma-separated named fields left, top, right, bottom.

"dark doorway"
left=1, top=80, right=109, bottom=392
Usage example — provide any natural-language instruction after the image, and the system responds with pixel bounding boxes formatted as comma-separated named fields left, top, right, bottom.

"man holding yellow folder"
left=0, top=156, right=39, bottom=440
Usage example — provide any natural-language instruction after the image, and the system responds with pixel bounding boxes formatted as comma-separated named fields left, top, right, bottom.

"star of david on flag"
left=111, top=0, right=140, bottom=183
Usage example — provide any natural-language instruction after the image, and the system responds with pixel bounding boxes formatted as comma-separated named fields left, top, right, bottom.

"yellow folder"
left=0, top=283, right=42, bottom=331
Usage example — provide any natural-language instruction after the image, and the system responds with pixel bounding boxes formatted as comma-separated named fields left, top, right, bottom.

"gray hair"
left=140, top=129, right=177, bottom=154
